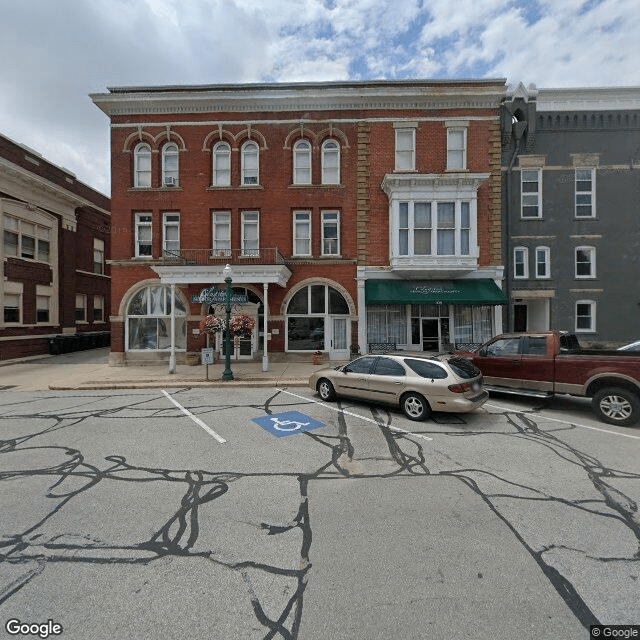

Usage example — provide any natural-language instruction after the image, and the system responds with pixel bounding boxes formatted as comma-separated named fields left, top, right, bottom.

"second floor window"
left=162, top=142, right=179, bottom=187
left=293, top=211, right=311, bottom=256
left=213, top=142, right=231, bottom=186
left=134, top=143, right=152, bottom=187
left=575, top=246, right=596, bottom=278
left=241, top=211, right=259, bottom=256
left=575, top=168, right=595, bottom=218
left=241, top=141, right=259, bottom=185
left=293, top=140, right=312, bottom=184
left=514, top=247, right=528, bottom=278
left=212, top=212, right=231, bottom=257
left=521, top=169, right=542, bottom=218
left=163, top=213, right=180, bottom=255
left=322, top=211, right=340, bottom=255
left=3, top=216, right=50, bottom=263
left=535, top=246, right=550, bottom=278
left=135, top=214, right=152, bottom=258
left=321, top=140, right=340, bottom=184
left=93, top=238, right=104, bottom=274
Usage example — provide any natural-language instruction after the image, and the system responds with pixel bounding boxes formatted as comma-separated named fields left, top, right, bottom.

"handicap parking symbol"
left=252, top=411, right=325, bottom=438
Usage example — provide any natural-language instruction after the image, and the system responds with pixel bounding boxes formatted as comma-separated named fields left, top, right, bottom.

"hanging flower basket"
left=230, top=313, right=256, bottom=337
left=199, top=314, right=226, bottom=335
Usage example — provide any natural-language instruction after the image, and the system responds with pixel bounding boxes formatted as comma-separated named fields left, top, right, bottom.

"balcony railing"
left=161, top=247, right=286, bottom=266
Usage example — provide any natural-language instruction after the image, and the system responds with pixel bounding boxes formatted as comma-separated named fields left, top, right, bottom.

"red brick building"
left=0, top=133, right=111, bottom=360
left=91, top=80, right=506, bottom=368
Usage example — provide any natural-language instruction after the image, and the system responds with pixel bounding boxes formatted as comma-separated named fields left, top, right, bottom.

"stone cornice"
left=382, top=172, right=490, bottom=196
left=537, top=86, right=640, bottom=111
left=91, top=80, right=506, bottom=117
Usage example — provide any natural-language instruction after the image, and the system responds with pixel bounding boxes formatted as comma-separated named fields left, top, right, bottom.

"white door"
left=329, top=317, right=349, bottom=360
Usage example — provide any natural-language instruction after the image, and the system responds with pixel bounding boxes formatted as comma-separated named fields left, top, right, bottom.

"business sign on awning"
left=192, top=287, right=248, bottom=305
left=365, top=279, right=508, bottom=305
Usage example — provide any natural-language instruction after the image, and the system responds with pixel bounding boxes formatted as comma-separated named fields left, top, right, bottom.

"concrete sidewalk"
left=0, top=348, right=340, bottom=391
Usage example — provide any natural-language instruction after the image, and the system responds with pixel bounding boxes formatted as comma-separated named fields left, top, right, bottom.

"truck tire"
left=592, top=387, right=640, bottom=427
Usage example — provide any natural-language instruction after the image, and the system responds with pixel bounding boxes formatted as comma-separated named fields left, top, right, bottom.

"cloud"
left=1, top=0, right=639, bottom=193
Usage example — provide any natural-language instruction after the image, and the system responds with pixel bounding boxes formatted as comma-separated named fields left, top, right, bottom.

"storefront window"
left=127, top=285, right=187, bottom=351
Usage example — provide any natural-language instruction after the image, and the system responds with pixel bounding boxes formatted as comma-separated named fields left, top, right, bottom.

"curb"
left=48, top=379, right=309, bottom=391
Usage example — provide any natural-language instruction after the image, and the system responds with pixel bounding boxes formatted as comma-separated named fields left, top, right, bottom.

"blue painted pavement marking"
left=252, top=411, right=326, bottom=438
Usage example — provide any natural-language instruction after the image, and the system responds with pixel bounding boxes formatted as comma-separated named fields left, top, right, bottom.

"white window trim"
left=521, top=169, right=542, bottom=219
left=575, top=246, right=596, bottom=279
left=535, top=246, right=550, bottom=279
left=162, top=212, right=180, bottom=255
left=162, top=142, right=179, bottom=187
left=293, top=210, right=312, bottom=256
left=134, top=143, right=152, bottom=188
left=446, top=126, right=467, bottom=171
left=575, top=300, right=596, bottom=333
left=241, top=141, right=259, bottom=186
left=514, top=246, right=529, bottom=279
left=575, top=167, right=596, bottom=218
left=135, top=213, right=153, bottom=259
left=293, top=140, right=312, bottom=185
left=321, top=139, right=340, bottom=185
left=212, top=211, right=231, bottom=257
left=321, top=210, right=340, bottom=256
left=212, top=141, right=231, bottom=187
left=395, top=127, right=416, bottom=172
left=241, top=211, right=260, bottom=256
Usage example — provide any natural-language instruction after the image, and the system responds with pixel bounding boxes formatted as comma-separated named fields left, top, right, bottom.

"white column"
left=169, top=283, right=176, bottom=374
left=357, top=276, right=367, bottom=354
left=262, top=282, right=269, bottom=372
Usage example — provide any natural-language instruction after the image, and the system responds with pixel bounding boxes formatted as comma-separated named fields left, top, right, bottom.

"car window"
left=523, top=337, right=547, bottom=355
left=446, top=358, right=480, bottom=379
left=373, top=357, right=405, bottom=376
left=405, top=359, right=448, bottom=379
left=345, top=356, right=376, bottom=374
left=484, top=337, right=520, bottom=357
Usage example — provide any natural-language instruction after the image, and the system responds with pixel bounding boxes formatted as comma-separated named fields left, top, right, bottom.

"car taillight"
left=448, top=380, right=475, bottom=393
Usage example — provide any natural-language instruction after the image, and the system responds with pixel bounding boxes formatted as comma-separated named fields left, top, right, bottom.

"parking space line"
left=161, top=390, right=227, bottom=444
left=485, top=402, right=640, bottom=440
left=277, top=388, right=433, bottom=441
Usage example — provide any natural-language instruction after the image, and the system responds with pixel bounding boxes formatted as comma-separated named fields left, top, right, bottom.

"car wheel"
left=317, top=378, right=336, bottom=401
left=592, top=387, right=640, bottom=427
left=401, top=392, right=431, bottom=421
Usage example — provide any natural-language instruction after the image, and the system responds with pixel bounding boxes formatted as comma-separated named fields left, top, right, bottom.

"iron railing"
left=161, top=247, right=286, bottom=266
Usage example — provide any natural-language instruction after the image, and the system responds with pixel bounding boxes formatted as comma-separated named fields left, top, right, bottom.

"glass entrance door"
left=329, top=317, right=349, bottom=360
left=421, top=318, right=440, bottom=351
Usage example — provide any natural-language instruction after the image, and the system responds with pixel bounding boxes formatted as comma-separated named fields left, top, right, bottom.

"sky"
left=1, top=0, right=639, bottom=196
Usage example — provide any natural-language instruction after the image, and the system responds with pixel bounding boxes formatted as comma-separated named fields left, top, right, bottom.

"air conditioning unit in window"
left=164, top=176, right=177, bottom=187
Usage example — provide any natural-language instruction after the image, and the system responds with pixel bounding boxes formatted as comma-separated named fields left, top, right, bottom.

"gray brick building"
left=501, top=84, right=640, bottom=346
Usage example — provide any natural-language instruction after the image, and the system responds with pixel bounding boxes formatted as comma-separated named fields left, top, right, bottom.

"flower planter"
left=312, top=353, right=324, bottom=365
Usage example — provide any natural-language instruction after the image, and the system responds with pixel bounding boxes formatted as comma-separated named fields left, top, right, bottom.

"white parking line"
left=277, top=388, right=433, bottom=441
left=485, top=401, right=640, bottom=440
left=161, top=390, right=227, bottom=444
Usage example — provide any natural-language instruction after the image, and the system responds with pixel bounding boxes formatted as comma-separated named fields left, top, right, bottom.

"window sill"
left=128, top=186, right=183, bottom=192
left=206, top=185, right=264, bottom=191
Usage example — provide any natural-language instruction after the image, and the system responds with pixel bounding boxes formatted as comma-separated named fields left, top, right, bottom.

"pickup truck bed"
left=459, top=332, right=640, bottom=426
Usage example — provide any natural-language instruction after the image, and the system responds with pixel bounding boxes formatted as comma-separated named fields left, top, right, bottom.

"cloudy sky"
left=2, top=0, right=639, bottom=195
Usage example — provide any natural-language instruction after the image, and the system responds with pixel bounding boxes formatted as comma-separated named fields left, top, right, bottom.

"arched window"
left=321, top=139, right=340, bottom=184
left=162, top=142, right=179, bottom=187
left=134, top=143, right=151, bottom=187
left=241, top=141, right=259, bottom=185
left=213, top=141, right=231, bottom=186
left=286, top=284, right=349, bottom=352
left=126, top=285, right=187, bottom=351
left=293, top=140, right=312, bottom=185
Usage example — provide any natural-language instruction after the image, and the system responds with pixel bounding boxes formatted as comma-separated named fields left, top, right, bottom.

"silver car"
left=309, top=353, right=488, bottom=421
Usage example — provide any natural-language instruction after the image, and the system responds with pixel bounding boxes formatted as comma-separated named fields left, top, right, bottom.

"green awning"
left=365, top=279, right=508, bottom=305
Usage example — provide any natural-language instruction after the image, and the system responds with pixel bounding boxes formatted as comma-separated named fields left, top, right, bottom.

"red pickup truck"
left=460, top=331, right=640, bottom=427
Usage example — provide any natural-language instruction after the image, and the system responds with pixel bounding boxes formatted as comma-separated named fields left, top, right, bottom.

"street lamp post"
left=222, top=264, right=234, bottom=381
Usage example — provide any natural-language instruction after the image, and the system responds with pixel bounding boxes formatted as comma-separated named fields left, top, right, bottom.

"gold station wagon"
left=309, top=353, right=488, bottom=421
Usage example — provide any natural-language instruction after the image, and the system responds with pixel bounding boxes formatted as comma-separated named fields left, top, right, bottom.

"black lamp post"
left=222, top=264, right=234, bottom=381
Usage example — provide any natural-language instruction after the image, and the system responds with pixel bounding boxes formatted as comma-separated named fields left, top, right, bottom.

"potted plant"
left=230, top=313, right=256, bottom=338
left=312, top=350, right=324, bottom=365
left=199, top=314, right=226, bottom=335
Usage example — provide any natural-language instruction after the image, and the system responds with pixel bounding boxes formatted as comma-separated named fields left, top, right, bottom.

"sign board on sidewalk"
left=251, top=412, right=326, bottom=438
left=201, top=348, right=215, bottom=365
